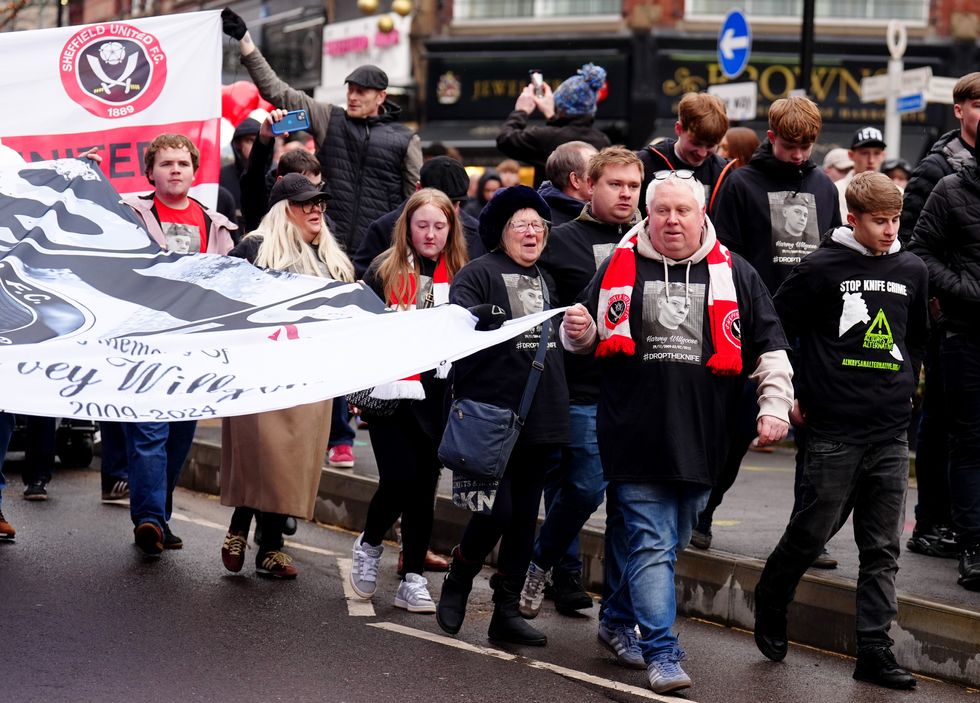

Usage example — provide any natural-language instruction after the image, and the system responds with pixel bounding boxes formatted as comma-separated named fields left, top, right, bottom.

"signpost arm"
left=799, top=0, right=815, bottom=95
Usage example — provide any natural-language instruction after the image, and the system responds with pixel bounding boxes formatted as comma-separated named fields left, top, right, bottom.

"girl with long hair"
left=348, top=188, right=468, bottom=611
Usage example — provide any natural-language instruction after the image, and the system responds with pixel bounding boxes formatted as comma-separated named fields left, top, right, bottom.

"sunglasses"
left=291, top=200, right=327, bottom=214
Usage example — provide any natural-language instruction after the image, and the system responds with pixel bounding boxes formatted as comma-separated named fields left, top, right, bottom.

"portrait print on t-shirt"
left=768, top=190, right=819, bottom=267
left=162, top=222, right=201, bottom=254
left=641, top=280, right=705, bottom=365
left=503, top=273, right=545, bottom=317
left=592, top=242, right=616, bottom=269
left=417, top=274, right=434, bottom=308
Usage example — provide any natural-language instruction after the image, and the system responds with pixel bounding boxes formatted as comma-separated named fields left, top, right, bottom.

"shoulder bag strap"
left=516, top=270, right=553, bottom=424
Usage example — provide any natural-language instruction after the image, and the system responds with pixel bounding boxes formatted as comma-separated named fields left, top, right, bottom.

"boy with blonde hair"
left=755, top=171, right=928, bottom=690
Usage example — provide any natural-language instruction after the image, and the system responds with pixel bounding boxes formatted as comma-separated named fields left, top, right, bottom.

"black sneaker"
left=101, top=480, right=129, bottom=501
left=853, top=646, right=916, bottom=689
left=283, top=516, right=297, bottom=536
left=690, top=528, right=712, bottom=550
left=907, top=524, right=960, bottom=559
left=23, top=481, right=48, bottom=501
left=958, top=545, right=980, bottom=591
left=163, top=525, right=183, bottom=550
left=552, top=569, right=593, bottom=614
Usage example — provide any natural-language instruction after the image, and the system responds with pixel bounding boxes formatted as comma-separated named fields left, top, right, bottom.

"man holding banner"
left=122, top=132, right=234, bottom=555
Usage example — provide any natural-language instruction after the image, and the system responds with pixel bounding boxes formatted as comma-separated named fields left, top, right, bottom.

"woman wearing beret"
left=219, top=173, right=354, bottom=579
left=348, top=189, right=469, bottom=612
left=436, top=186, right=569, bottom=646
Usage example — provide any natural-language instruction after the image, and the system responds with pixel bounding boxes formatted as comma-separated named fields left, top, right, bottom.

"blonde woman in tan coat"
left=219, top=174, right=354, bottom=579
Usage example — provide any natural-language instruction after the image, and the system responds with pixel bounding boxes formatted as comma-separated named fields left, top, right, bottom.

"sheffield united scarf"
left=595, top=233, right=742, bottom=376
left=370, top=256, right=451, bottom=400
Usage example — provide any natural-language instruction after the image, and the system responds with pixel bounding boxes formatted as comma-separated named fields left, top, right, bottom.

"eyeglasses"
left=508, top=219, right=548, bottom=234
left=291, top=200, right=327, bottom=214
left=652, top=169, right=695, bottom=181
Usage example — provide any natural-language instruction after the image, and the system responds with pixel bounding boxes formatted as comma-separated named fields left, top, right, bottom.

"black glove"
left=468, top=304, right=508, bottom=331
left=221, top=8, right=248, bottom=40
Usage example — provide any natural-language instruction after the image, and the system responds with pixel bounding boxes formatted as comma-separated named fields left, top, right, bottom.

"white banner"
left=0, top=12, right=222, bottom=205
left=0, top=159, right=562, bottom=421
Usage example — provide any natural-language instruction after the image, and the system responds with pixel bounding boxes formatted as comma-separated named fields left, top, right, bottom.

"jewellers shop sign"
left=315, top=14, right=412, bottom=105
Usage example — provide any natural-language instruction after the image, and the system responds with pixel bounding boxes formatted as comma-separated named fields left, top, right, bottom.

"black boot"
left=551, top=568, right=593, bottom=614
left=436, top=546, right=482, bottom=635
left=853, top=646, right=916, bottom=690
left=753, top=585, right=788, bottom=662
left=488, top=573, right=547, bottom=646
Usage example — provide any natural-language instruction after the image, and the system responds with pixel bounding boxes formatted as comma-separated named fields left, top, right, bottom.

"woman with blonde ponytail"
left=218, top=174, right=353, bottom=580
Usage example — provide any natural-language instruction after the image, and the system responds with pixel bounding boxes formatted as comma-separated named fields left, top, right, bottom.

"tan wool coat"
left=219, top=399, right=332, bottom=519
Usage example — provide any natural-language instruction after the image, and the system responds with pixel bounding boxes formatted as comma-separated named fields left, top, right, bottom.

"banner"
left=0, top=159, right=562, bottom=421
left=0, top=12, right=222, bottom=206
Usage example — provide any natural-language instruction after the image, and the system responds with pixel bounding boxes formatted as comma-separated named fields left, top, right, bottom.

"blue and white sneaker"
left=597, top=622, right=646, bottom=669
left=647, top=652, right=692, bottom=694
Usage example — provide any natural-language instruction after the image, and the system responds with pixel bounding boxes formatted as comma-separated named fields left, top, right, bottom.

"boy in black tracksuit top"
left=754, top=172, right=929, bottom=691
left=636, top=92, right=729, bottom=218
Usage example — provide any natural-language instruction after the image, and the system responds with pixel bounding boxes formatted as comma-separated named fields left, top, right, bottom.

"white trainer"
left=518, top=562, right=551, bottom=618
left=350, top=533, right=383, bottom=599
left=394, top=573, right=436, bottom=613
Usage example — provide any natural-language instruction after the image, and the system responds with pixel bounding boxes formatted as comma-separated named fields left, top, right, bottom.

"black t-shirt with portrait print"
left=711, top=140, right=842, bottom=295
left=363, top=254, right=449, bottom=440
left=579, top=250, right=787, bottom=486
left=449, top=250, right=569, bottom=446
left=539, top=213, right=636, bottom=403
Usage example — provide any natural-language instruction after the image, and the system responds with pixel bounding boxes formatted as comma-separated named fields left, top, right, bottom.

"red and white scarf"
left=370, top=256, right=451, bottom=400
left=595, top=224, right=742, bottom=376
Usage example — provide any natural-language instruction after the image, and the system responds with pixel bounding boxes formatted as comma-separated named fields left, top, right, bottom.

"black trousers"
left=362, top=404, right=441, bottom=576
left=458, top=443, right=559, bottom=576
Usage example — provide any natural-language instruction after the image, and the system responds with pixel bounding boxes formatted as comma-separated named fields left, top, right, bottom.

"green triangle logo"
left=863, top=309, right=893, bottom=350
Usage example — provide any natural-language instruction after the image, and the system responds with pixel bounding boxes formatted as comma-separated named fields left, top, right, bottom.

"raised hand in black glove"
left=468, top=304, right=508, bottom=331
left=221, top=8, right=248, bottom=40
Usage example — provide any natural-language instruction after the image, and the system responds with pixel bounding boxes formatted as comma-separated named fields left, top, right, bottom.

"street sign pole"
left=799, top=0, right=815, bottom=96
left=884, top=21, right=906, bottom=160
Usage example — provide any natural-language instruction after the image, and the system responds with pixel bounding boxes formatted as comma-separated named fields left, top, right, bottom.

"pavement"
left=4, top=467, right=977, bottom=703
left=175, top=420, right=977, bottom=688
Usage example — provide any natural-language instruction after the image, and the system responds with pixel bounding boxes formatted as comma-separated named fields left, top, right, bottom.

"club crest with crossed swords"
left=86, top=50, right=141, bottom=96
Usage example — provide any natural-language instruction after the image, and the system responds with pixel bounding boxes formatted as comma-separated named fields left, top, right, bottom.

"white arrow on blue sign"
left=718, top=10, right=752, bottom=80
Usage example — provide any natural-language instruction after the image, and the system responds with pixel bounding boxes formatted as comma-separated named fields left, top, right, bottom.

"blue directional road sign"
left=718, top=10, right=752, bottom=80
left=896, top=92, right=926, bottom=114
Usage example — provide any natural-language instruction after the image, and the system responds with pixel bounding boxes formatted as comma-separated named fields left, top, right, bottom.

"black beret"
left=478, top=185, right=551, bottom=252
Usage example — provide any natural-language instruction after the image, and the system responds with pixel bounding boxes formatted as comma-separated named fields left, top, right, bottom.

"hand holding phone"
left=529, top=70, right=545, bottom=98
left=271, top=110, right=311, bottom=136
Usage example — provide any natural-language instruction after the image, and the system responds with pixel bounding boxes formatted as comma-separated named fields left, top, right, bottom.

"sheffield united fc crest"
left=60, top=23, right=168, bottom=119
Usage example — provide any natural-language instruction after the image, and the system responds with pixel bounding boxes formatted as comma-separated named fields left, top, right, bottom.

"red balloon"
left=221, top=81, right=275, bottom=126
left=597, top=81, right=608, bottom=104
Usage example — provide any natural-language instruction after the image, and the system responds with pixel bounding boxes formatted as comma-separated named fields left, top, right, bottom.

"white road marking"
left=337, top=557, right=377, bottom=617
left=168, top=511, right=338, bottom=556
left=368, top=622, right=697, bottom=703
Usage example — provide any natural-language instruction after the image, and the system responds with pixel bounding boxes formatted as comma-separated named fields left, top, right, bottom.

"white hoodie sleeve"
left=751, top=349, right=794, bottom=422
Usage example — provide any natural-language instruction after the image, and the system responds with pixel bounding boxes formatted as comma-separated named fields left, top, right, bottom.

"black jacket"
left=353, top=202, right=485, bottom=280
left=774, top=231, right=929, bottom=443
left=539, top=209, right=638, bottom=403
left=899, top=129, right=976, bottom=245
left=908, top=162, right=980, bottom=333
left=537, top=180, right=586, bottom=226
left=711, top=141, right=842, bottom=294
left=636, top=138, right=729, bottom=217
left=496, top=110, right=611, bottom=185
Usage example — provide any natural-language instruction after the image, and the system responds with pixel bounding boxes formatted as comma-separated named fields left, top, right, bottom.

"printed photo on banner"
left=767, top=190, right=820, bottom=266
left=641, top=280, right=705, bottom=365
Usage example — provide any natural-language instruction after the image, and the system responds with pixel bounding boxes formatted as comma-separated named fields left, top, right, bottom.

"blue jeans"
left=941, top=330, right=980, bottom=547
left=602, top=481, right=710, bottom=662
left=757, top=433, right=908, bottom=647
left=534, top=403, right=607, bottom=573
left=123, top=421, right=197, bottom=530
left=0, top=412, right=14, bottom=510
left=329, top=396, right=355, bottom=448
left=99, top=421, right=129, bottom=486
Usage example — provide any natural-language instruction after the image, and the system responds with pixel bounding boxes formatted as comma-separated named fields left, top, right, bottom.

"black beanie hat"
left=478, top=185, right=551, bottom=253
